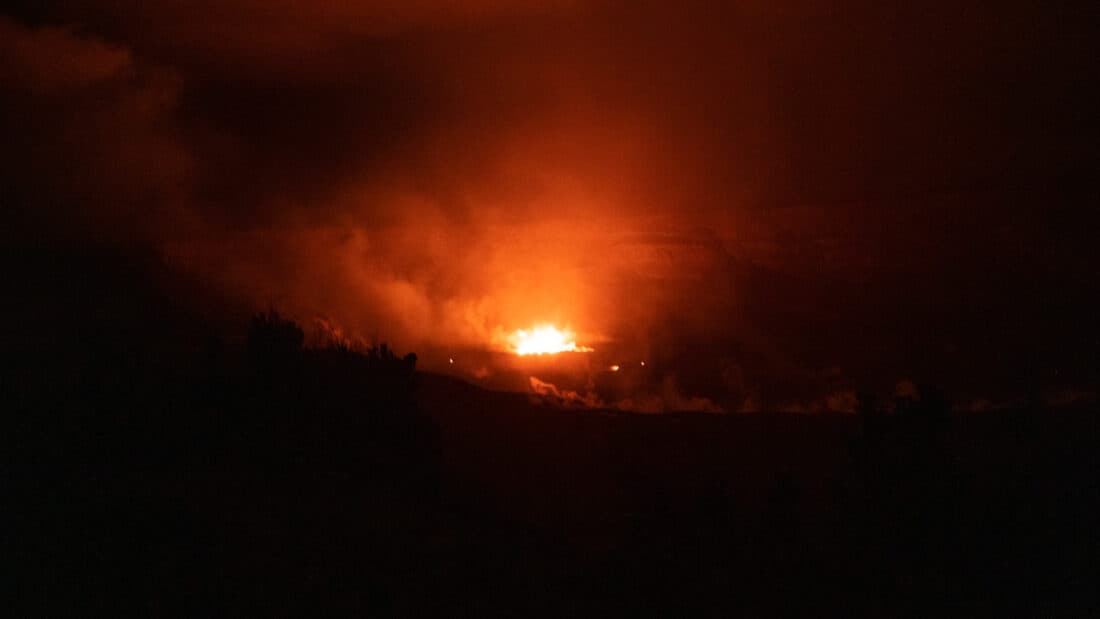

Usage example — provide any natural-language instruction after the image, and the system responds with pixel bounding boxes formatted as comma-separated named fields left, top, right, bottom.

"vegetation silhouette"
left=247, top=309, right=304, bottom=362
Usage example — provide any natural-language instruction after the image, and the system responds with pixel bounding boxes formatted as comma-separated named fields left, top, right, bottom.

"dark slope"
left=415, top=373, right=1098, bottom=616
left=5, top=245, right=1096, bottom=615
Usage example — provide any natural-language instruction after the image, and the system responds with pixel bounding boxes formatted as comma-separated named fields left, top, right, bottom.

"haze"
left=3, top=1, right=1097, bottom=411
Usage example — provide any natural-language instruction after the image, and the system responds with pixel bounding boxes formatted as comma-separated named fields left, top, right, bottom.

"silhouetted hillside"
left=6, top=249, right=1098, bottom=615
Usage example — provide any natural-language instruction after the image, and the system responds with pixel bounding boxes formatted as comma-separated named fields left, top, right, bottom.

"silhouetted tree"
left=894, top=383, right=951, bottom=453
left=247, top=310, right=304, bottom=364
left=856, top=391, right=882, bottom=418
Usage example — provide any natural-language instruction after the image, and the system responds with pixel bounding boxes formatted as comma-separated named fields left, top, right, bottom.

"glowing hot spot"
left=509, top=325, right=593, bottom=356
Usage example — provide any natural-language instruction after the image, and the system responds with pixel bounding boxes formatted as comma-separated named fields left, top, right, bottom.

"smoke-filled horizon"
left=4, top=2, right=1097, bottom=410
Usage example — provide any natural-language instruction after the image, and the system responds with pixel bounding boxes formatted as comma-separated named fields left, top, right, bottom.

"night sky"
left=4, top=1, right=1097, bottom=411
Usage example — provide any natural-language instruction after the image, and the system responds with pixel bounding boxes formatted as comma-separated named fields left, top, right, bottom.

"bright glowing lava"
left=509, top=325, right=593, bottom=356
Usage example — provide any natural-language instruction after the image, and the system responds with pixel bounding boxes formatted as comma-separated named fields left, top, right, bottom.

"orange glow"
left=508, top=325, right=592, bottom=356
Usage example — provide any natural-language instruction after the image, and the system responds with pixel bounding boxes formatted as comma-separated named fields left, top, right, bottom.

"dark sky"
left=3, top=1, right=1097, bottom=411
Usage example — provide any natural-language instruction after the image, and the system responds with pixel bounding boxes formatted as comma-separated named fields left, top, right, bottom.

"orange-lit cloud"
left=5, top=2, right=1097, bottom=409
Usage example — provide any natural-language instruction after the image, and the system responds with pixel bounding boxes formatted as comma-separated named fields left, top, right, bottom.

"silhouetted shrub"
left=247, top=310, right=304, bottom=364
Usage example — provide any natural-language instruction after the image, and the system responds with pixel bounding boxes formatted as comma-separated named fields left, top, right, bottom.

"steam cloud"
left=4, top=2, right=1097, bottom=409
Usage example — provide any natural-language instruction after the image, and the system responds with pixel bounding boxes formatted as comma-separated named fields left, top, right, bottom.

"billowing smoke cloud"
left=1, top=16, right=192, bottom=243
left=4, top=2, right=1097, bottom=408
left=529, top=375, right=722, bottom=413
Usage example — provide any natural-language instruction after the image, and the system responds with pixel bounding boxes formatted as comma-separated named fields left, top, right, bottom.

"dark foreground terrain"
left=10, top=353, right=1099, bottom=616
left=6, top=249, right=1098, bottom=616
